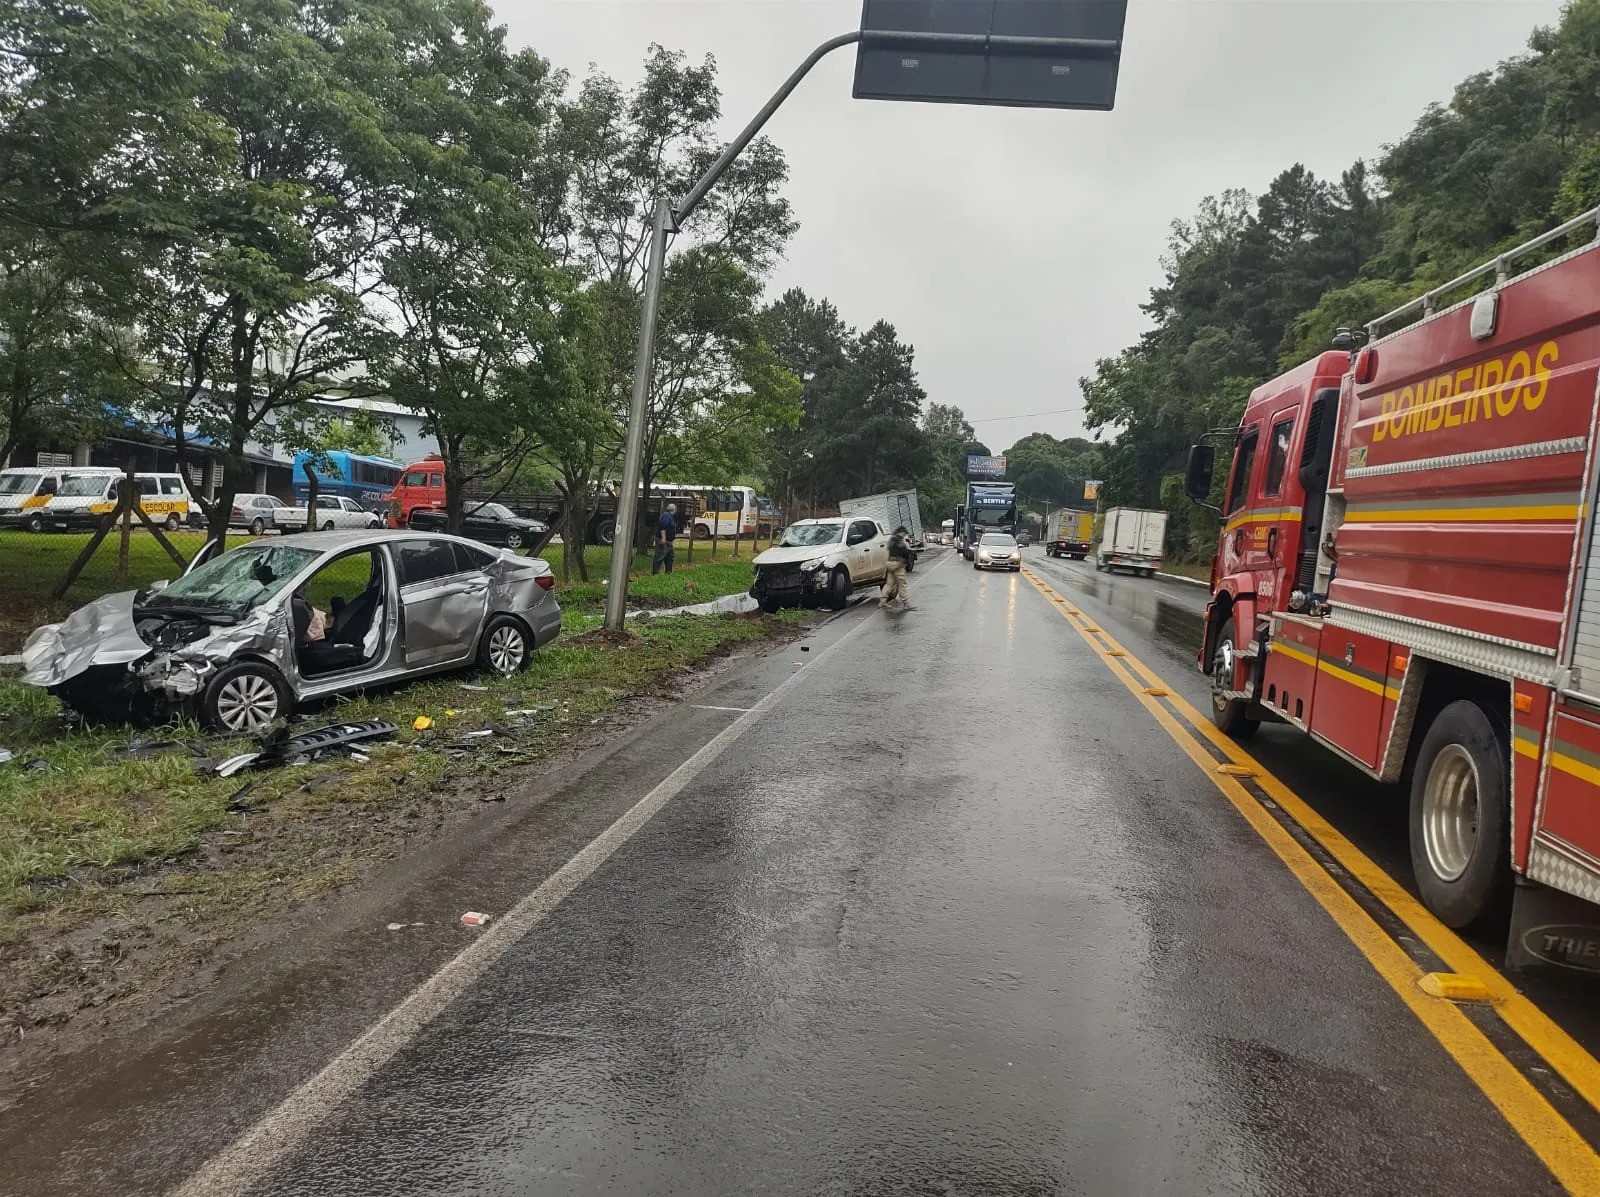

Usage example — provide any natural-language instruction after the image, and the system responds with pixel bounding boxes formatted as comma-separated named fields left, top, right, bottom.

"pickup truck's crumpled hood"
left=22, top=592, right=151, bottom=688
left=753, top=543, right=842, bottom=568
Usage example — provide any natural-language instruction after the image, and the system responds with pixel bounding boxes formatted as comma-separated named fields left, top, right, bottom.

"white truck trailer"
left=1096, top=507, right=1167, bottom=577
left=840, top=490, right=923, bottom=551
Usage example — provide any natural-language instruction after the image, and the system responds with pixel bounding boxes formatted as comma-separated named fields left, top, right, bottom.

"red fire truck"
left=1186, top=204, right=1600, bottom=941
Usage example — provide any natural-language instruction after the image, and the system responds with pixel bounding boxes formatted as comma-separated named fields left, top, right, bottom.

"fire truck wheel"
left=1210, top=615, right=1259, bottom=739
left=1409, top=699, right=1511, bottom=929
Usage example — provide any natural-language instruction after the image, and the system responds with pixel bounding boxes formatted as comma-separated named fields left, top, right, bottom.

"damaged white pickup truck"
left=22, top=530, right=563, bottom=733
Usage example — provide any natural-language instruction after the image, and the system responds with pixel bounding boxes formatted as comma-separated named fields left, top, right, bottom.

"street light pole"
left=603, top=31, right=865, bottom=631
left=602, top=25, right=1123, bottom=629
left=603, top=196, right=672, bottom=630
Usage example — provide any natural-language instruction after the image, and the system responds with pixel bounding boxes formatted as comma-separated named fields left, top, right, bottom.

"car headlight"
left=800, top=558, right=826, bottom=571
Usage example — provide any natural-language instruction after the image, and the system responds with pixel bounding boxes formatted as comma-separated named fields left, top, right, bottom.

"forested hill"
left=1082, top=0, right=1600, bottom=558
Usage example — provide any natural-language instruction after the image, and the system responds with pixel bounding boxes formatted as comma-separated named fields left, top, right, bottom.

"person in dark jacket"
left=653, top=503, right=678, bottom=574
left=881, top=525, right=915, bottom=610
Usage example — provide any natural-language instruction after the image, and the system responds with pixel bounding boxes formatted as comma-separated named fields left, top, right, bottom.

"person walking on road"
left=652, top=503, right=678, bottom=574
left=881, top=525, right=915, bottom=610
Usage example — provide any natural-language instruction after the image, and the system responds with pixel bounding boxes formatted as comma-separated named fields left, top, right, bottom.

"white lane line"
left=691, top=704, right=753, bottom=713
left=171, top=601, right=883, bottom=1197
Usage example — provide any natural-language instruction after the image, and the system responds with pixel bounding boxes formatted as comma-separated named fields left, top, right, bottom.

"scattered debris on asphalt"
left=459, top=911, right=491, bottom=927
left=0, top=748, right=13, bottom=765
left=413, top=715, right=434, bottom=731
left=387, top=921, right=426, bottom=931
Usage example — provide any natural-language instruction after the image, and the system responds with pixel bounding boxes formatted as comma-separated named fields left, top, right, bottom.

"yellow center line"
left=1021, top=565, right=1600, bottom=1194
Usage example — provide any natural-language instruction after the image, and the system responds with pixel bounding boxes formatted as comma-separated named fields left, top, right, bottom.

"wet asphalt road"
left=7, top=547, right=1587, bottom=1194
left=232, top=550, right=1558, bottom=1193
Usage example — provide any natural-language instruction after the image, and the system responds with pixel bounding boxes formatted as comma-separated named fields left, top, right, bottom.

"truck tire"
left=1209, top=615, right=1258, bottom=739
left=828, top=567, right=851, bottom=610
left=593, top=518, right=615, bottom=546
left=1409, top=698, right=1512, bottom=929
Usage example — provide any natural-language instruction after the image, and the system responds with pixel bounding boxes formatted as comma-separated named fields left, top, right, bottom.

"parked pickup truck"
left=278, top=495, right=384, bottom=532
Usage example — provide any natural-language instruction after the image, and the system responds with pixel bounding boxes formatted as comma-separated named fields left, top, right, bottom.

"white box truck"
left=1096, top=507, right=1167, bottom=576
left=840, top=489, right=923, bottom=554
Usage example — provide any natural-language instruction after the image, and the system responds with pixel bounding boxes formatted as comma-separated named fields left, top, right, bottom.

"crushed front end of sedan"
left=22, top=531, right=563, bottom=732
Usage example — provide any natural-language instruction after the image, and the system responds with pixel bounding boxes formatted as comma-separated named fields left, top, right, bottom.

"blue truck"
left=957, top=482, right=1017, bottom=561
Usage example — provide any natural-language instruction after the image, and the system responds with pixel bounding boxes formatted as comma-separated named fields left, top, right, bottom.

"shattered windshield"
left=779, top=522, right=843, bottom=547
left=144, top=545, right=320, bottom=613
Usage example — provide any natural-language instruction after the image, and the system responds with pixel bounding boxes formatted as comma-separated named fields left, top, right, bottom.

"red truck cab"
left=387, top=458, right=446, bottom=528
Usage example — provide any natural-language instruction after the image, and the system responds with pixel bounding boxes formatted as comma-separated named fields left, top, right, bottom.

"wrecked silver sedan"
left=22, top=530, right=562, bottom=733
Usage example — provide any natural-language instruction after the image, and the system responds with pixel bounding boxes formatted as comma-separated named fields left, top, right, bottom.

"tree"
left=121, top=0, right=431, bottom=539
left=539, top=45, right=797, bottom=550
left=0, top=0, right=229, bottom=463
left=373, top=12, right=568, bottom=534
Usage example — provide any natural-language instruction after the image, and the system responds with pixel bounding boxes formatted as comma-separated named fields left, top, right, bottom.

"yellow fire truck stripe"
left=1272, top=639, right=1400, bottom=701
left=1551, top=752, right=1600, bottom=787
left=1021, top=563, right=1600, bottom=1194
left=1346, top=503, right=1581, bottom=524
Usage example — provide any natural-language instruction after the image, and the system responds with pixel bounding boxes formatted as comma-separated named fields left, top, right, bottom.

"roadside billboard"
left=967, top=454, right=1007, bottom=479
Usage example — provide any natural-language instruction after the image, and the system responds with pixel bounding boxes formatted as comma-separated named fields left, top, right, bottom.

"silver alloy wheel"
left=506, top=530, right=523, bottom=549
left=1422, top=742, right=1480, bottom=883
left=215, top=671, right=280, bottom=732
left=488, top=623, right=526, bottom=674
left=1211, top=636, right=1235, bottom=702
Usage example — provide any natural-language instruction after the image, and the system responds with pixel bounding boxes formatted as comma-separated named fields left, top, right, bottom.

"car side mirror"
left=1184, top=445, right=1216, bottom=504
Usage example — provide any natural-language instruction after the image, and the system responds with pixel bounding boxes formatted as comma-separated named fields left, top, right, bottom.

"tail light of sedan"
left=536, top=574, right=555, bottom=591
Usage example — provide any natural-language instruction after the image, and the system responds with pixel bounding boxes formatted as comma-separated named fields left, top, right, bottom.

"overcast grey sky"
left=497, top=1, right=1564, bottom=447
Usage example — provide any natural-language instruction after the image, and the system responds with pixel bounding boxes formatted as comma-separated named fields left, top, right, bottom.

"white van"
left=43, top=471, right=197, bottom=532
left=0, top=466, right=75, bottom=533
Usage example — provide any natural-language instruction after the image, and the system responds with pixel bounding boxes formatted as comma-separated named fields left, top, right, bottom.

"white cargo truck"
left=1096, top=507, right=1167, bottom=577
left=840, top=489, right=923, bottom=554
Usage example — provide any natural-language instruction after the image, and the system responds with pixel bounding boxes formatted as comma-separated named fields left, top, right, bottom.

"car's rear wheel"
left=691, top=523, right=710, bottom=541
left=505, top=529, right=524, bottom=549
left=321, top=520, right=335, bottom=531
left=250, top=517, right=266, bottom=536
left=164, top=513, right=181, bottom=532
left=203, top=661, right=291, bottom=734
left=479, top=615, right=530, bottom=675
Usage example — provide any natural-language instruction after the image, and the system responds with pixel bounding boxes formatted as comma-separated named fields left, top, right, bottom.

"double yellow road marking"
left=1021, top=565, right=1600, bottom=1194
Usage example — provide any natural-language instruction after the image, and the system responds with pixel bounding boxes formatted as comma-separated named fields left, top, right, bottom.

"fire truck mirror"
left=1184, top=445, right=1214, bottom=503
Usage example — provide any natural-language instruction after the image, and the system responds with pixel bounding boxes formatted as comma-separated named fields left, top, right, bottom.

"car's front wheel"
left=203, top=661, right=291, bottom=734
left=828, top=567, right=851, bottom=610
left=760, top=596, right=782, bottom=614
left=23, top=511, right=44, bottom=534
left=505, top=529, right=524, bottom=549
left=479, top=615, right=531, bottom=675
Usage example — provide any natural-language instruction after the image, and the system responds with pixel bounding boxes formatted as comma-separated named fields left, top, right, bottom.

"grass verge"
left=0, top=607, right=801, bottom=1046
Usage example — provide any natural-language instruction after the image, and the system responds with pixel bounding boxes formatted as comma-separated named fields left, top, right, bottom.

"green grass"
left=1160, top=561, right=1213, bottom=582
left=0, top=610, right=785, bottom=944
